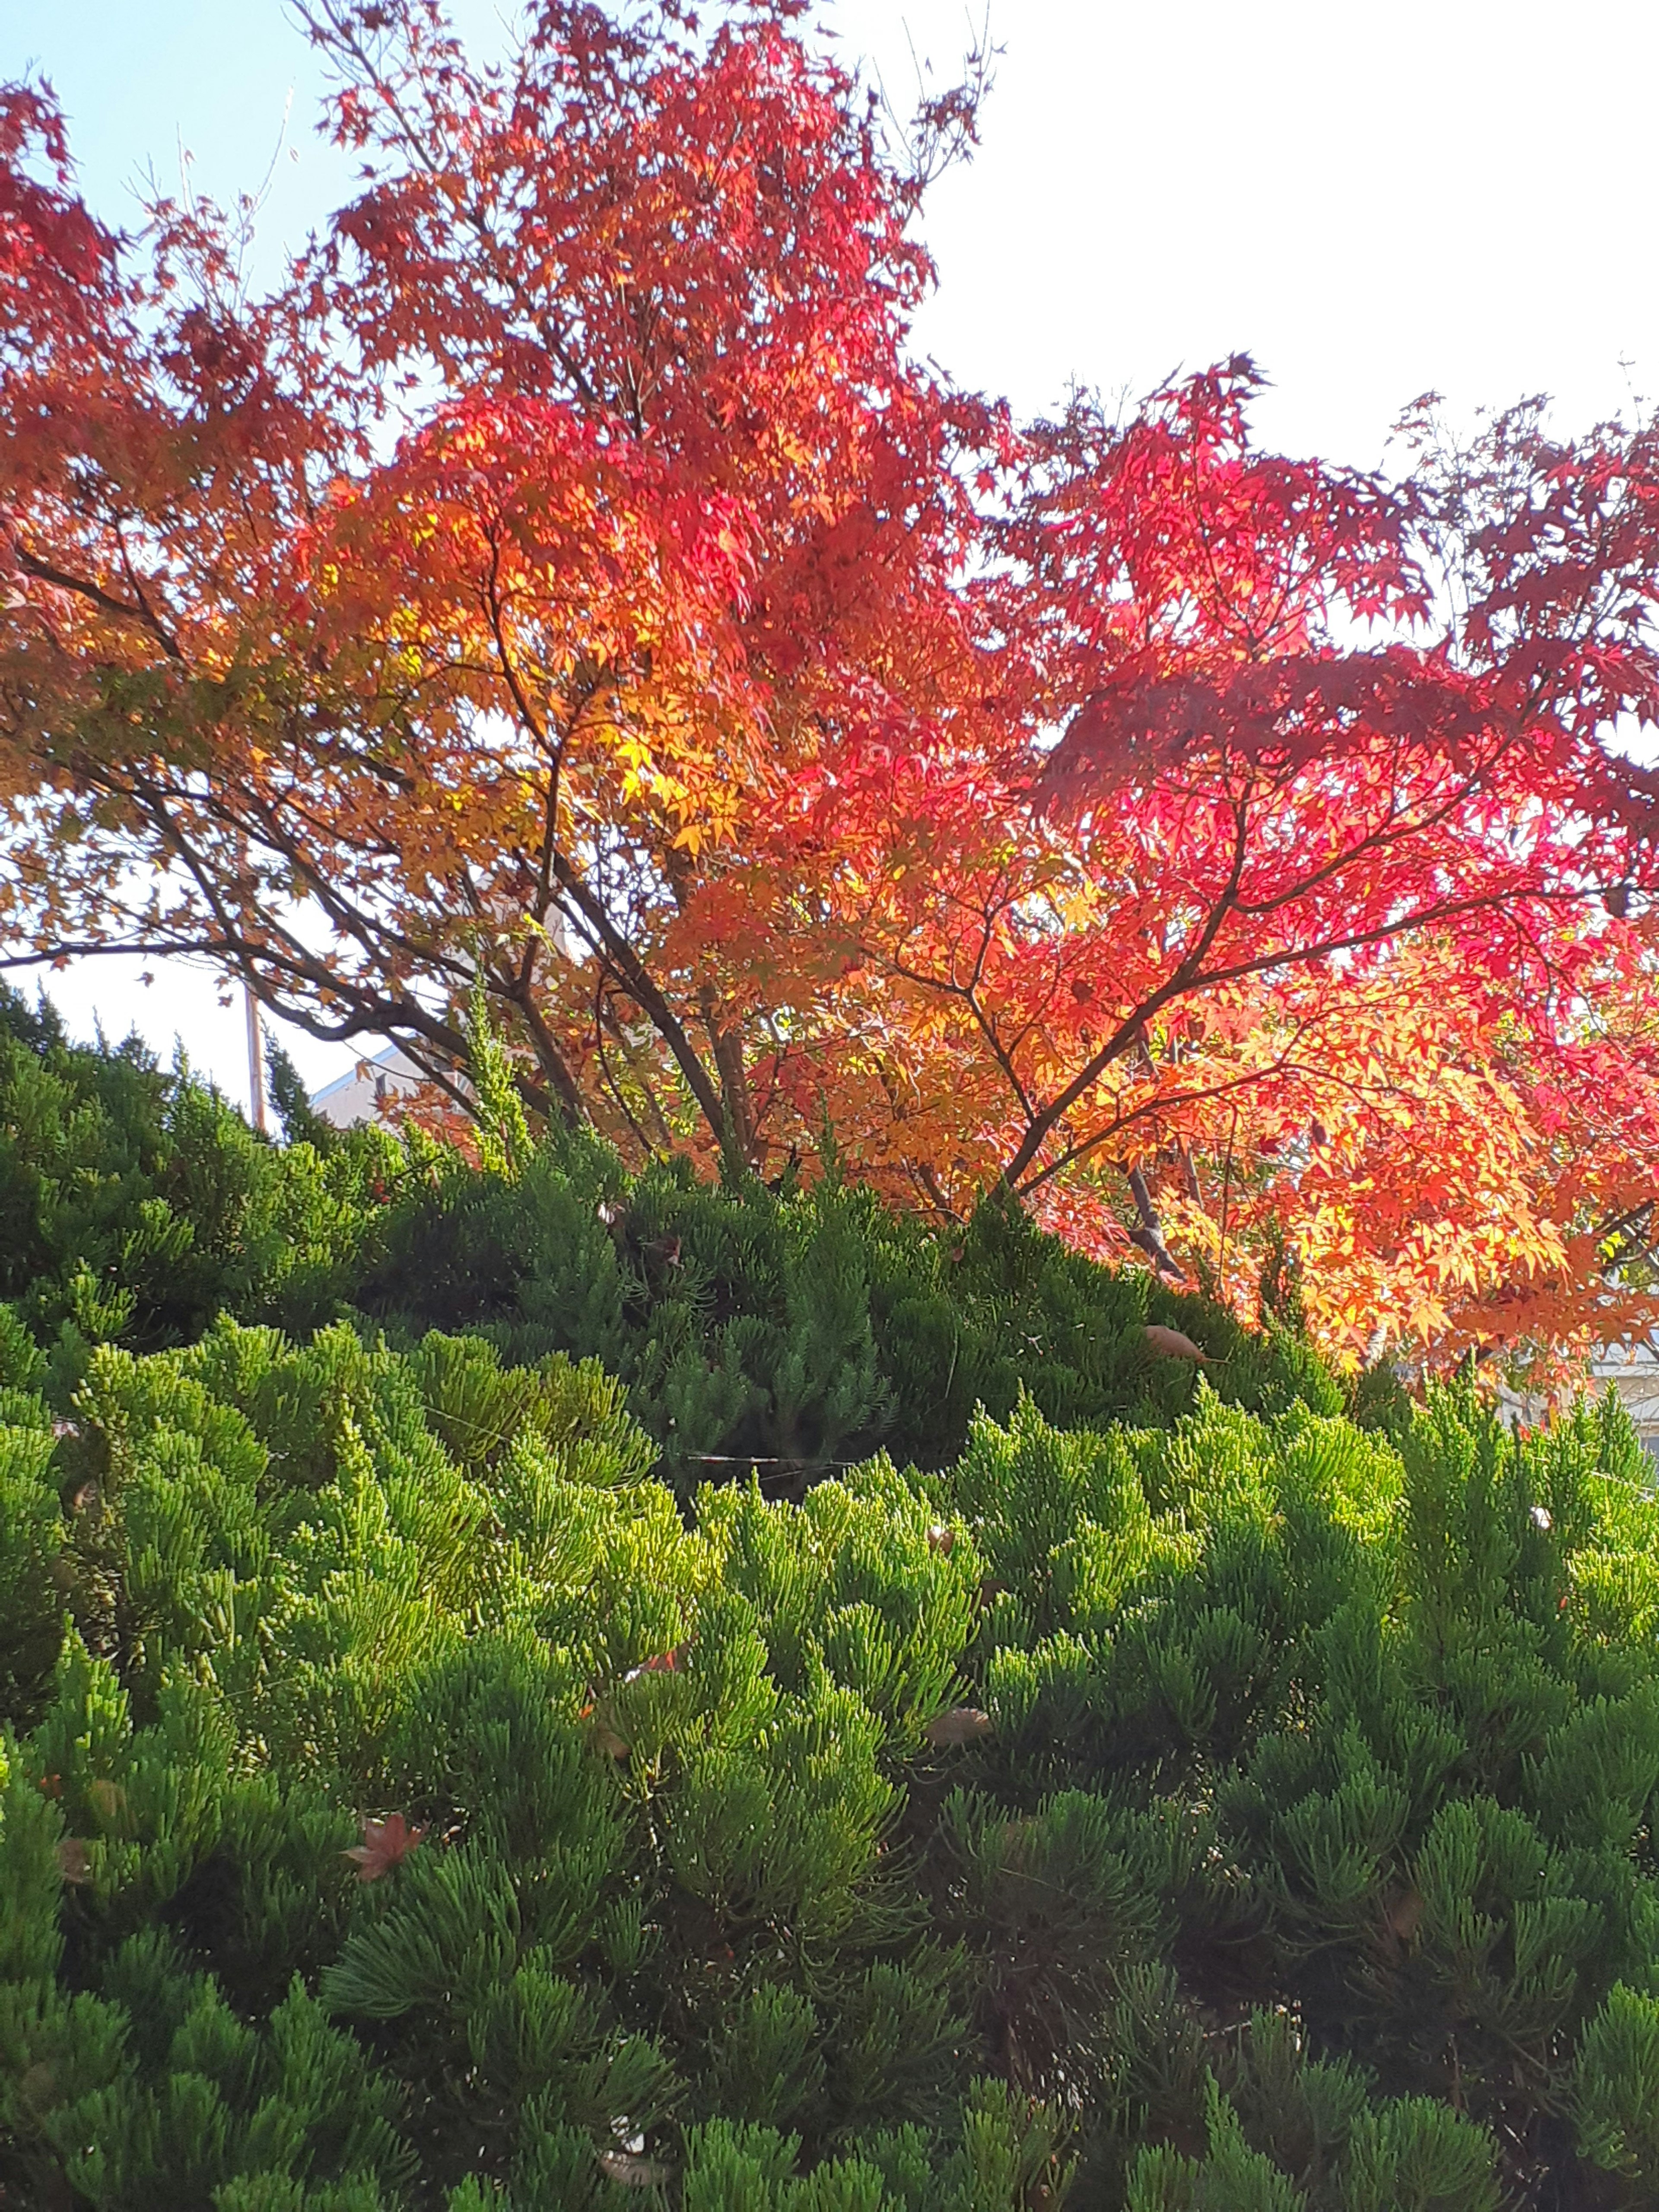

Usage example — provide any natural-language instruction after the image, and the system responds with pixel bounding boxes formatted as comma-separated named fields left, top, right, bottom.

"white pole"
left=245, top=982, right=267, bottom=1133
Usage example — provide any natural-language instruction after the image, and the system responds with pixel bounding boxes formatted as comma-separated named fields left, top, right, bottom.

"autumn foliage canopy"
left=4, top=0, right=1659, bottom=1367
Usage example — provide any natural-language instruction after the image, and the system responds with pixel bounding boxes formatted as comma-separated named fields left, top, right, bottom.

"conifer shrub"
left=0, top=995, right=1341, bottom=1482
left=355, top=1129, right=1338, bottom=1491
left=2, top=1311, right=1658, bottom=2208
left=0, top=991, right=402, bottom=1386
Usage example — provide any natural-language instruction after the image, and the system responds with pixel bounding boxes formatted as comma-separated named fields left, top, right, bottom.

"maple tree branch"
left=0, top=937, right=223, bottom=967
left=1, top=912, right=477, bottom=1104
left=1171, top=883, right=1561, bottom=1001
left=113, top=525, right=184, bottom=660
left=550, top=852, right=735, bottom=1162
left=1125, top=1162, right=1187, bottom=1282
left=1001, top=798, right=1251, bottom=1187
left=498, top=972, right=583, bottom=1126
left=701, top=988, right=755, bottom=1165
left=12, top=542, right=184, bottom=661
left=48, top=757, right=489, bottom=1100
left=594, top=1016, right=655, bottom=1161
left=908, top=1159, right=962, bottom=1222
left=593, top=976, right=674, bottom=1160
left=1226, top=729, right=1531, bottom=925
left=1011, top=1014, right=1331, bottom=1196
left=1009, top=859, right=1596, bottom=1200
left=445, top=861, right=583, bottom=1122
left=1013, top=1064, right=1262, bottom=1197
left=211, top=798, right=477, bottom=998
left=959, top=897, right=1036, bottom=1121
left=883, top=890, right=1037, bottom=1121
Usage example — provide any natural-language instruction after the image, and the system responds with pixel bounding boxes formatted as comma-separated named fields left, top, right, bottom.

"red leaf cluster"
left=3, top=4, right=1658, bottom=1371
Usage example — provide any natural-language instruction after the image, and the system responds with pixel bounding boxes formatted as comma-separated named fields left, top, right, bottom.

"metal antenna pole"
left=245, top=982, right=267, bottom=1133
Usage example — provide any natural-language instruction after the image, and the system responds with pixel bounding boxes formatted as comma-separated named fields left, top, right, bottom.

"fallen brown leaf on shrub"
left=597, top=2148, right=673, bottom=2187
left=1144, top=1324, right=1216, bottom=1363
left=925, top=1706, right=993, bottom=1747
left=56, top=1839, right=91, bottom=1885
left=86, top=1779, right=125, bottom=1825
left=1385, top=1887, right=1425, bottom=1943
left=343, top=1813, right=426, bottom=1882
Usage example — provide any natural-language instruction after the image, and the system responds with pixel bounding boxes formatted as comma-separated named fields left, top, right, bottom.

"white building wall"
left=310, top=1046, right=426, bottom=1130
left=1590, top=1343, right=1659, bottom=1466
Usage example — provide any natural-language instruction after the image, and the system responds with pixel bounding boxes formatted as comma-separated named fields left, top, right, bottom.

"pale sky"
left=10, top=0, right=1659, bottom=1109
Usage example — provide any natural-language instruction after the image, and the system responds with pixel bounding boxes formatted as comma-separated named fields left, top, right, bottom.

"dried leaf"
left=924, top=1706, right=993, bottom=1748
left=1386, top=1887, right=1425, bottom=1943
left=19, top=2059, right=58, bottom=2116
left=596, top=2148, right=674, bottom=2188
left=86, top=1779, right=125, bottom=1825
left=1143, top=1324, right=1215, bottom=1364
left=343, top=1812, right=426, bottom=1882
left=56, top=1838, right=91, bottom=1885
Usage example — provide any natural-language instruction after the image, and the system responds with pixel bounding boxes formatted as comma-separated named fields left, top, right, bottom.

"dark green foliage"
left=266, top=1034, right=339, bottom=1156
left=357, top=1134, right=1340, bottom=1492
left=0, top=990, right=1342, bottom=1483
left=5, top=995, right=1657, bottom=2207
left=3, top=1315, right=1658, bottom=2206
left=0, top=988, right=404, bottom=1384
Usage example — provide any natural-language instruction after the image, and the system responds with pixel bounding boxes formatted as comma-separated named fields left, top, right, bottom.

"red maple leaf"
left=343, top=1812, right=426, bottom=1882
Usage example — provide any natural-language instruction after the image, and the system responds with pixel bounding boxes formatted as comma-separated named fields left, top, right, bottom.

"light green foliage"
left=0, top=1322, right=1075, bottom=2203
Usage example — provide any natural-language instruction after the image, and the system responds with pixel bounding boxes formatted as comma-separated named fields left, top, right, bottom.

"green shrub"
left=357, top=1133, right=1341, bottom=1491
left=0, top=996, right=1346, bottom=1486
left=2, top=1317, right=1656, bottom=2206
left=0, top=990, right=403, bottom=1387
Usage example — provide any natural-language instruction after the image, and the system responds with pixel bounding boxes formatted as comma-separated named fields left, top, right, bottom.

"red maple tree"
left=3, top=0, right=1658, bottom=1367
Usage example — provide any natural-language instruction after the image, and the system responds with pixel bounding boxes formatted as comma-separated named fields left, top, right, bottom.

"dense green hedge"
left=0, top=990, right=400, bottom=1385
left=0, top=987, right=1342, bottom=1480
left=3, top=1311, right=1659, bottom=2208
left=354, top=1129, right=1343, bottom=1491
left=6, top=996, right=1656, bottom=2209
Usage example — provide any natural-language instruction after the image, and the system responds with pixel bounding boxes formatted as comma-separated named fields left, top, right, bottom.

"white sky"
left=10, top=0, right=1659, bottom=1110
